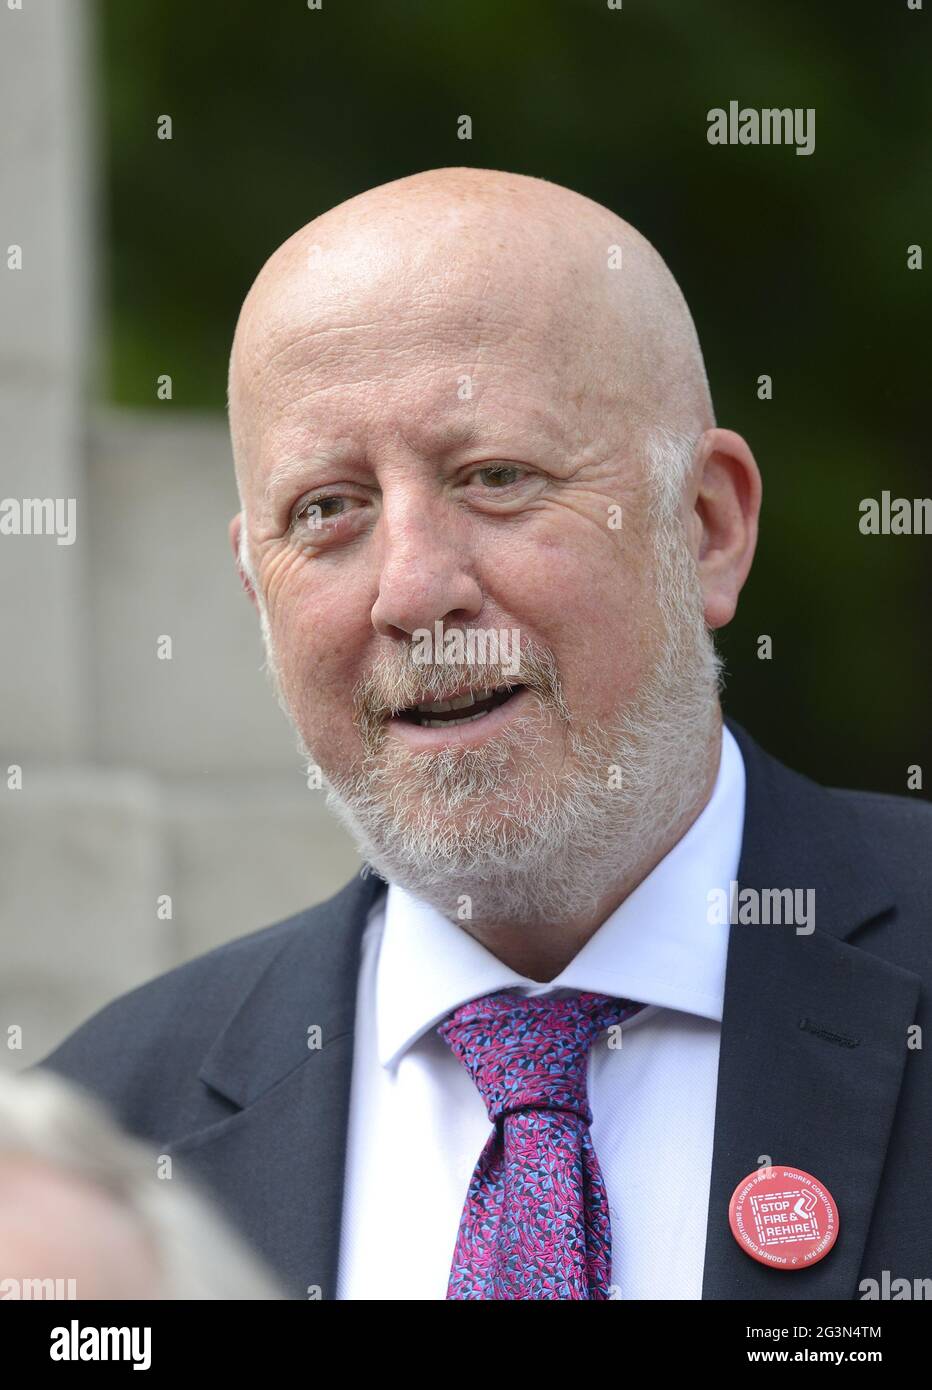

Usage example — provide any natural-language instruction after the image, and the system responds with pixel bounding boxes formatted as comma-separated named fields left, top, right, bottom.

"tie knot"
left=437, top=989, right=645, bottom=1124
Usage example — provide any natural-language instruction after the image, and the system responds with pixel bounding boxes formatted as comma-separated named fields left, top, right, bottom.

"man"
left=38, top=168, right=930, bottom=1300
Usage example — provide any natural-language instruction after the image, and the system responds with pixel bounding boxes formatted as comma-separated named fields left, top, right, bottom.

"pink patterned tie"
left=437, top=988, right=645, bottom=1300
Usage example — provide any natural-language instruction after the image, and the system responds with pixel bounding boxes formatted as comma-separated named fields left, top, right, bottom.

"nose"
left=370, top=507, right=484, bottom=640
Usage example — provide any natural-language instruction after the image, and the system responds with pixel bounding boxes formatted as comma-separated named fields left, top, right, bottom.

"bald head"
left=228, top=167, right=713, bottom=507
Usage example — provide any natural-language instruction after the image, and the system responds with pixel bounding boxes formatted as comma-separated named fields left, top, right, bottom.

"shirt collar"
left=375, top=724, right=746, bottom=1068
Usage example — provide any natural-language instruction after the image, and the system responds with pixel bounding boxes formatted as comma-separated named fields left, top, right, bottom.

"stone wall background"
left=0, top=1, right=359, bottom=1073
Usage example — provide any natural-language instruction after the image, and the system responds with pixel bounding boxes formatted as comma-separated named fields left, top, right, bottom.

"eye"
left=471, top=464, right=524, bottom=489
left=292, top=494, right=356, bottom=530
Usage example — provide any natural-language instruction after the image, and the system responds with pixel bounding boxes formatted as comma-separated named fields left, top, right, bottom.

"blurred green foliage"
left=97, top=0, right=930, bottom=794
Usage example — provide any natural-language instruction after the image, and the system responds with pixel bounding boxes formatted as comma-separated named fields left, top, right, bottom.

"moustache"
left=352, top=634, right=569, bottom=731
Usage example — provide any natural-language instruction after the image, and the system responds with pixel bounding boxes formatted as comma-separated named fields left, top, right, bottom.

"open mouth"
left=395, top=684, right=526, bottom=728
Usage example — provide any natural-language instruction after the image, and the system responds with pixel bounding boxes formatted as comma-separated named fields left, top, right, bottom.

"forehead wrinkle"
left=251, top=312, right=591, bottom=436
left=238, top=267, right=594, bottom=445
left=257, top=315, right=400, bottom=381
left=256, top=299, right=556, bottom=396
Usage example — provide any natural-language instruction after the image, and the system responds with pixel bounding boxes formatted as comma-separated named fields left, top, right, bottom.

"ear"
left=686, top=428, right=762, bottom=630
left=229, top=513, right=258, bottom=609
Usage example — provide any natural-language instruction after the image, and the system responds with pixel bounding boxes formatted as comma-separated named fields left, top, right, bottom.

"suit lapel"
left=702, top=722, right=920, bottom=1298
left=164, top=868, right=385, bottom=1299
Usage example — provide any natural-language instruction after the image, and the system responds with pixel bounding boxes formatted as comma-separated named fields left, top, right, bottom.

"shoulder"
left=827, top=784, right=932, bottom=904
left=729, top=716, right=932, bottom=861
left=830, top=781, right=932, bottom=837
left=33, top=870, right=381, bottom=1136
left=33, top=908, right=312, bottom=1127
left=59, top=907, right=311, bottom=1041
left=729, top=716, right=932, bottom=972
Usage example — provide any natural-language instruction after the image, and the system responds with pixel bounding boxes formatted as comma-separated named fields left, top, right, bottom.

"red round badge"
left=728, top=1166, right=839, bottom=1269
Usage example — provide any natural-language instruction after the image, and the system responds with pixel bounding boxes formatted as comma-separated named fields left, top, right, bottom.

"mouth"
left=393, top=684, right=527, bottom=728
left=382, top=682, right=534, bottom=751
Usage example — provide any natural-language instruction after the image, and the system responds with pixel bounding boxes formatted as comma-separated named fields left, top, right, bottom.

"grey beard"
left=306, top=525, right=724, bottom=932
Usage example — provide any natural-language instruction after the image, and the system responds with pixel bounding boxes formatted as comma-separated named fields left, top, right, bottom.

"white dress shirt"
left=335, top=725, right=746, bottom=1299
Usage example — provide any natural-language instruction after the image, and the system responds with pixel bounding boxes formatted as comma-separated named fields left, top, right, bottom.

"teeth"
left=422, top=709, right=490, bottom=728
left=415, top=688, right=494, bottom=715
left=395, top=684, right=524, bottom=729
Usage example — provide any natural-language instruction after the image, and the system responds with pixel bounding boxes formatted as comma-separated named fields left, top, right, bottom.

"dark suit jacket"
left=35, top=719, right=932, bottom=1299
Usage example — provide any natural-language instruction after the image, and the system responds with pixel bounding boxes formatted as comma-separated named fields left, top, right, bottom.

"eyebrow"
left=263, top=454, right=338, bottom=505
left=262, top=407, right=569, bottom=506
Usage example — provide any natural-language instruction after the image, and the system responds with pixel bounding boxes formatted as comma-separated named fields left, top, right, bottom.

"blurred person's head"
left=226, top=167, right=760, bottom=933
left=0, top=1070, right=286, bottom=1299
